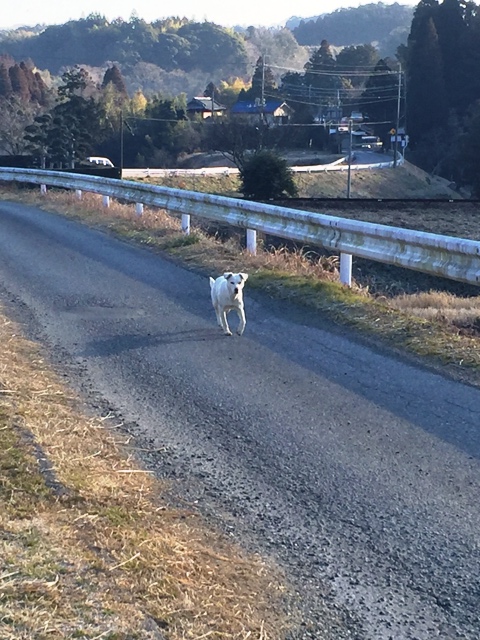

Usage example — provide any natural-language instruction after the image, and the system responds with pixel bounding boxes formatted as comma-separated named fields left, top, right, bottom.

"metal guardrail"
left=0, top=167, right=479, bottom=287
left=121, top=153, right=397, bottom=179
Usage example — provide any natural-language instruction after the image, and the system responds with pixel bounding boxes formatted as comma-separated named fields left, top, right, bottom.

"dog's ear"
left=223, top=272, right=233, bottom=280
left=240, top=273, right=248, bottom=281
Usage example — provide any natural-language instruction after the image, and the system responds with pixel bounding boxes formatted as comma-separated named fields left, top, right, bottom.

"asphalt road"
left=1, top=200, right=479, bottom=639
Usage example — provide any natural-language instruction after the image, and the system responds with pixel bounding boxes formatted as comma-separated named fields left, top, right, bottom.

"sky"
left=2, top=0, right=417, bottom=30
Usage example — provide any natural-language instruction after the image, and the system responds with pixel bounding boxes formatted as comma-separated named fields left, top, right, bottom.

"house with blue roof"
left=230, top=100, right=294, bottom=126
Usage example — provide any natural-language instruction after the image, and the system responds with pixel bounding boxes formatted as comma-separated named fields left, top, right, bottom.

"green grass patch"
left=0, top=415, right=51, bottom=517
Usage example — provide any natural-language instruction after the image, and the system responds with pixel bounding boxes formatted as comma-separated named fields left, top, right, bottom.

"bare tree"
left=0, top=95, right=42, bottom=155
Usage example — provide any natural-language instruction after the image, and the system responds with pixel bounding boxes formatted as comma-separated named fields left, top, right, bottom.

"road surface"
left=0, top=200, right=479, bottom=639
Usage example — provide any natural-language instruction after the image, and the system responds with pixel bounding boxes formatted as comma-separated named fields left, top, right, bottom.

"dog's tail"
left=209, top=277, right=215, bottom=289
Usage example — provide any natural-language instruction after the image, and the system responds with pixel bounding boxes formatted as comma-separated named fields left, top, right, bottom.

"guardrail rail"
left=0, top=167, right=478, bottom=288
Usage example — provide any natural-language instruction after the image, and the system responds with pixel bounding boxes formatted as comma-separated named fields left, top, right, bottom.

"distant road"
left=121, top=150, right=393, bottom=180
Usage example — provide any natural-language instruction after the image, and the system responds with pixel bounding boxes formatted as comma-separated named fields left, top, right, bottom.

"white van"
left=85, top=156, right=114, bottom=167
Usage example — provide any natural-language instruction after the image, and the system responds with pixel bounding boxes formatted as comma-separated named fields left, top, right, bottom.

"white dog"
left=209, top=272, right=248, bottom=336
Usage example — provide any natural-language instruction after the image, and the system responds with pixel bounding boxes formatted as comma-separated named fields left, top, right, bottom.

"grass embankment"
left=0, top=313, right=291, bottom=639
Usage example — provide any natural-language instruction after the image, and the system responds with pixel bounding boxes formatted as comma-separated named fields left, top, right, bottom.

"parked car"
left=83, top=156, right=114, bottom=167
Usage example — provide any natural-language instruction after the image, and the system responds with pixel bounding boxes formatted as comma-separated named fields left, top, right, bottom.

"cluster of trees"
left=0, top=16, right=249, bottom=77
left=403, top=0, right=480, bottom=190
left=0, top=58, right=49, bottom=104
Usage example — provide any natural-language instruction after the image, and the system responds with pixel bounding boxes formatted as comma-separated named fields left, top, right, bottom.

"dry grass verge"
left=0, top=312, right=292, bottom=639
left=1, top=183, right=479, bottom=389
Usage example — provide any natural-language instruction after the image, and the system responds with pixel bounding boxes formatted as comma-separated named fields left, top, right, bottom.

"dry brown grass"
left=0, top=312, right=293, bottom=639
left=388, top=290, right=480, bottom=329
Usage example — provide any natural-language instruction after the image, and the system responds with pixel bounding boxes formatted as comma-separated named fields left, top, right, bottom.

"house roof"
left=231, top=100, right=293, bottom=115
left=187, top=97, right=226, bottom=112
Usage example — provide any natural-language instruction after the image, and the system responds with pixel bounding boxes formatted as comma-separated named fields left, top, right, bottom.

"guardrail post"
left=102, top=195, right=110, bottom=208
left=181, top=213, right=191, bottom=235
left=135, top=202, right=144, bottom=216
left=246, top=229, right=257, bottom=255
left=340, top=253, right=352, bottom=287
left=40, top=184, right=47, bottom=194
left=75, top=189, right=82, bottom=200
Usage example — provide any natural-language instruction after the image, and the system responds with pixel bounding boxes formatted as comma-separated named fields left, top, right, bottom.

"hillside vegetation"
left=0, top=4, right=413, bottom=95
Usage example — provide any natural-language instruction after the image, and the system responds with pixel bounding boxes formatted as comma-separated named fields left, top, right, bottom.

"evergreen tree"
left=303, top=41, right=341, bottom=113
left=0, top=64, right=12, bottom=98
left=457, top=103, right=480, bottom=195
left=250, top=56, right=277, bottom=101
left=434, top=0, right=467, bottom=112
left=102, top=65, right=128, bottom=95
left=360, top=59, right=399, bottom=140
left=406, top=16, right=448, bottom=146
left=203, top=81, right=218, bottom=99
left=8, top=64, right=30, bottom=102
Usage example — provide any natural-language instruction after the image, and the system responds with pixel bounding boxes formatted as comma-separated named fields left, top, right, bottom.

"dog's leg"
left=236, top=305, right=246, bottom=336
left=214, top=303, right=223, bottom=328
left=220, top=309, right=232, bottom=336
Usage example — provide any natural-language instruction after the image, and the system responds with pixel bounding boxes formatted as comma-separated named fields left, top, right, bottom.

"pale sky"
left=2, top=0, right=417, bottom=30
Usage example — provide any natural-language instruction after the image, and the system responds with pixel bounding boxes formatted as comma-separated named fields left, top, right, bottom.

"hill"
left=287, top=3, right=414, bottom=56
left=0, top=3, right=413, bottom=97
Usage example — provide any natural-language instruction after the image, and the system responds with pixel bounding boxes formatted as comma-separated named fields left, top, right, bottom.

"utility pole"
left=259, top=54, right=266, bottom=149
left=347, top=119, right=353, bottom=198
left=393, top=64, right=402, bottom=168
left=120, top=110, right=124, bottom=175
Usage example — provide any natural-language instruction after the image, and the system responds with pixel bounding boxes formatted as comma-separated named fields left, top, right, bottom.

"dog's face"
left=224, top=272, right=248, bottom=299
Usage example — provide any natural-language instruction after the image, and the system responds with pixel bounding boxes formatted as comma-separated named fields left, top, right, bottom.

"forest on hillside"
left=1, top=1, right=480, bottom=195
left=0, top=4, right=412, bottom=97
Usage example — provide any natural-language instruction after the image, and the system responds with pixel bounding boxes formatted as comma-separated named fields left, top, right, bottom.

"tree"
left=24, top=112, right=53, bottom=167
left=456, top=103, right=480, bottom=195
left=303, top=41, right=342, bottom=117
left=102, top=65, right=128, bottom=95
left=8, top=64, right=30, bottom=102
left=248, top=56, right=277, bottom=101
left=205, top=119, right=263, bottom=169
left=0, top=95, right=41, bottom=155
left=240, top=150, right=298, bottom=200
left=360, top=59, right=400, bottom=141
left=203, top=81, right=218, bottom=99
left=37, top=67, right=106, bottom=167
left=406, top=16, right=448, bottom=147
left=336, top=44, right=379, bottom=88
left=0, top=64, right=12, bottom=98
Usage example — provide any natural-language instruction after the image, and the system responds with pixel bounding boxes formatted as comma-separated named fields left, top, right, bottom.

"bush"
left=240, top=150, right=298, bottom=200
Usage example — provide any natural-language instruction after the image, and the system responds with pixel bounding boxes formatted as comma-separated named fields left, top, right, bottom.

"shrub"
left=240, top=150, right=298, bottom=200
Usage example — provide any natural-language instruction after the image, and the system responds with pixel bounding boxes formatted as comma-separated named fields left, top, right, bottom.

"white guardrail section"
left=121, top=155, right=398, bottom=179
left=0, top=167, right=479, bottom=288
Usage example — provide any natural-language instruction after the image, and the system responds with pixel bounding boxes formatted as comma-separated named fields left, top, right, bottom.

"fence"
left=0, top=167, right=479, bottom=288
